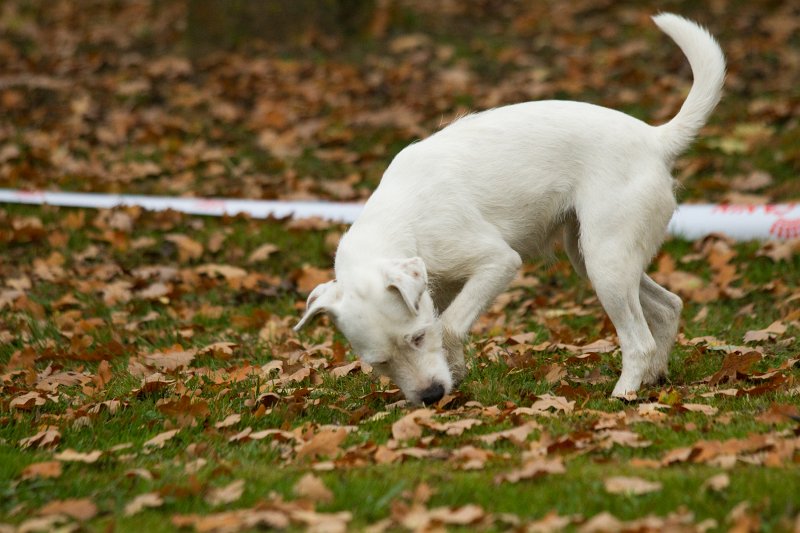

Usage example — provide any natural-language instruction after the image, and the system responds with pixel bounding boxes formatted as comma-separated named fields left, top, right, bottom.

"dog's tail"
left=653, top=13, right=725, bottom=159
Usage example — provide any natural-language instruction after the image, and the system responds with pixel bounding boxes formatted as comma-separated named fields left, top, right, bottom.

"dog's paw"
left=611, top=374, right=642, bottom=398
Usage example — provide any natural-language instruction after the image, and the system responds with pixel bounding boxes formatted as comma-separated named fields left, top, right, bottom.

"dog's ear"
left=294, top=280, right=340, bottom=331
left=383, top=257, right=428, bottom=315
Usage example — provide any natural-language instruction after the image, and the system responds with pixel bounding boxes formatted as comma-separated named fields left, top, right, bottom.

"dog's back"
left=350, top=14, right=725, bottom=267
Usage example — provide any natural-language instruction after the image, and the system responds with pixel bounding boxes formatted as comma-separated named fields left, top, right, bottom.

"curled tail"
left=652, top=13, right=725, bottom=159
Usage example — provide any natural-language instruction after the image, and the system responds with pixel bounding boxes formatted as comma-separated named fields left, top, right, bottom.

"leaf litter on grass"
left=1, top=1, right=800, bottom=531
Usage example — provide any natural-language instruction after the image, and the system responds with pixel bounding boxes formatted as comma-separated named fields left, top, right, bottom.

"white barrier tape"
left=0, top=188, right=798, bottom=241
left=0, top=189, right=364, bottom=224
left=667, top=203, right=800, bottom=240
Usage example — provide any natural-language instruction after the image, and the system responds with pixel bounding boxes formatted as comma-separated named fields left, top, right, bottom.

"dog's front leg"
left=440, top=249, right=522, bottom=385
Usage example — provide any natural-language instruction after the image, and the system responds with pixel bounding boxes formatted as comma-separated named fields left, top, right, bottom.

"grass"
left=1, top=204, right=799, bottom=531
left=1, top=1, right=799, bottom=530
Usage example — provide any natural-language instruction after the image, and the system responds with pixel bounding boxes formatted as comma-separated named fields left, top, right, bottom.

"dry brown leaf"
left=330, top=360, right=361, bottom=378
left=39, top=498, right=98, bottom=521
left=426, top=504, right=486, bottom=525
left=165, top=233, right=203, bottom=262
left=743, top=321, right=787, bottom=343
left=579, top=512, right=623, bottom=533
left=391, top=408, right=433, bottom=441
left=514, top=394, right=575, bottom=416
left=580, top=339, right=617, bottom=353
left=95, top=360, right=113, bottom=389
left=198, top=341, right=238, bottom=359
left=478, top=421, right=540, bottom=446
left=36, top=370, right=92, bottom=392
left=172, top=509, right=290, bottom=531
left=703, top=473, right=731, bottom=492
left=421, top=417, right=482, bottom=436
left=143, top=429, right=180, bottom=449
left=137, top=281, right=171, bottom=300
left=205, top=479, right=245, bottom=506
left=450, top=445, right=493, bottom=470
left=603, top=476, right=662, bottom=495
left=494, top=458, right=565, bottom=484
left=293, top=473, right=334, bottom=504
left=708, top=352, right=762, bottom=386
left=124, top=492, right=164, bottom=516
left=290, top=509, right=352, bottom=532
left=756, top=403, right=800, bottom=425
left=142, top=346, right=196, bottom=371
left=294, top=265, right=333, bottom=295
left=215, top=413, right=242, bottom=429
left=10, top=391, right=46, bottom=410
left=54, top=449, right=103, bottom=463
left=247, top=243, right=279, bottom=263
left=295, top=428, right=348, bottom=460
left=19, top=426, right=61, bottom=449
left=21, top=461, right=62, bottom=480
left=680, top=403, right=719, bottom=416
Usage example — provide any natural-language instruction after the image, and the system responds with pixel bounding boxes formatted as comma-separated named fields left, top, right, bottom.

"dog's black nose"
left=420, top=383, right=445, bottom=405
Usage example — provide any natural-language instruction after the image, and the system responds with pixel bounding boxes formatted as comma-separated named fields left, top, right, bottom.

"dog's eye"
left=409, top=332, right=425, bottom=348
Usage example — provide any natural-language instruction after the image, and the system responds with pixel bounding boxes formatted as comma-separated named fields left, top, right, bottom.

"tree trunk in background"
left=186, top=0, right=377, bottom=52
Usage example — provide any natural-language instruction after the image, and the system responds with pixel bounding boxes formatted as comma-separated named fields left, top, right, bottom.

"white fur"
left=295, top=14, right=725, bottom=403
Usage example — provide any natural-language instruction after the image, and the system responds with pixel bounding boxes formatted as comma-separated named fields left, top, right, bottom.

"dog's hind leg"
left=575, top=202, right=676, bottom=396
left=565, top=213, right=681, bottom=387
left=638, top=274, right=682, bottom=385
left=564, top=214, right=660, bottom=396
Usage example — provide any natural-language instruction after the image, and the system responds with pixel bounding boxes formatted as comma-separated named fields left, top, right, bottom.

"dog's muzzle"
left=419, top=382, right=445, bottom=405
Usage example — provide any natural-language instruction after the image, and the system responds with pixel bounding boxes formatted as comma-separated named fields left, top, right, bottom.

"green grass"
left=1, top=204, right=798, bottom=531
left=2, top=1, right=800, bottom=530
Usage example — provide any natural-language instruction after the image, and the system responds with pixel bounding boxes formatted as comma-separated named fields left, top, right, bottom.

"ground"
left=1, top=1, right=799, bottom=532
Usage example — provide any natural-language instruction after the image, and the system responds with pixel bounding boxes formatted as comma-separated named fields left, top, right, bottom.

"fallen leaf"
left=143, top=429, right=180, bottom=449
left=172, top=509, right=290, bottom=531
left=165, top=233, right=204, bottom=262
left=421, top=417, right=482, bottom=436
left=205, top=479, right=245, bottom=506
left=708, top=352, right=762, bottom=386
left=293, top=473, right=334, bottom=503
left=603, top=476, right=662, bottom=495
left=478, top=421, right=540, bottom=446
left=54, top=449, right=103, bottom=463
left=10, top=391, right=46, bottom=410
left=39, top=498, right=98, bottom=521
left=391, top=408, right=433, bottom=441
left=426, top=504, right=486, bottom=526
left=703, top=473, right=730, bottom=492
left=124, top=492, right=164, bottom=516
left=744, top=321, right=787, bottom=343
left=247, top=243, right=279, bottom=263
left=198, top=341, right=238, bottom=359
left=494, top=458, right=566, bottom=484
left=142, top=346, right=196, bottom=371
left=215, top=414, right=242, bottom=429
left=293, top=265, right=333, bottom=295
left=21, top=461, right=63, bottom=480
left=19, top=426, right=61, bottom=449
left=680, top=403, right=719, bottom=416
left=295, top=427, right=348, bottom=460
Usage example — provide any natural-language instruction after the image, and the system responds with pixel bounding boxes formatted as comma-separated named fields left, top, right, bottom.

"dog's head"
left=294, top=257, right=451, bottom=405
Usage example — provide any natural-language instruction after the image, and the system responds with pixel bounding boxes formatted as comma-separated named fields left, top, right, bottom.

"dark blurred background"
left=0, top=0, right=797, bottom=202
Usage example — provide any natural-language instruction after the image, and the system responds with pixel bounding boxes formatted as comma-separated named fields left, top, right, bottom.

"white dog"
left=295, top=14, right=725, bottom=405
